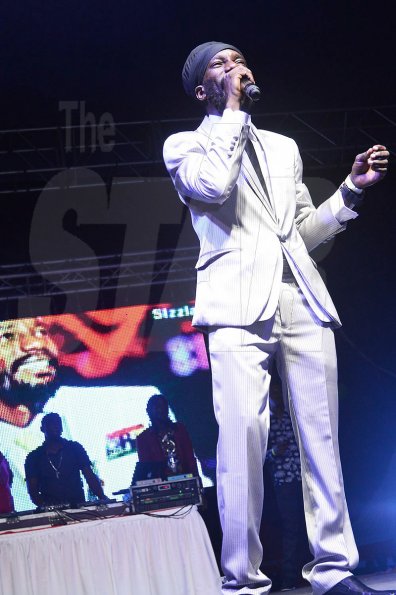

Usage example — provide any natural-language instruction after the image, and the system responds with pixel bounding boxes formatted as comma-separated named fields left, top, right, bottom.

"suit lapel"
left=249, top=127, right=276, bottom=206
left=197, top=117, right=278, bottom=223
left=241, top=153, right=277, bottom=222
left=243, top=128, right=278, bottom=223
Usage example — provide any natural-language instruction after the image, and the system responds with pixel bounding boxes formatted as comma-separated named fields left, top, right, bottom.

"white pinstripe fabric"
left=208, top=281, right=358, bottom=595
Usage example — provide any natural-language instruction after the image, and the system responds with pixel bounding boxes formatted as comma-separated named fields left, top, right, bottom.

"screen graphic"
left=0, top=303, right=215, bottom=511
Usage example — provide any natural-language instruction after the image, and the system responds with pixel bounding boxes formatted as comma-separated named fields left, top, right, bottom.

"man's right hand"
left=224, top=64, right=255, bottom=111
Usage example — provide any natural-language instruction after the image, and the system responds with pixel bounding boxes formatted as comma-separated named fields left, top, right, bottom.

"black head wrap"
left=182, top=41, right=243, bottom=97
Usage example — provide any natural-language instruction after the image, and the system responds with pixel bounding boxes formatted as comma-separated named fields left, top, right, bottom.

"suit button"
left=280, top=234, right=287, bottom=242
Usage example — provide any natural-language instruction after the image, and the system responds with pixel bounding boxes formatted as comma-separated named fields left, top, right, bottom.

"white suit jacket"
left=163, top=109, right=358, bottom=328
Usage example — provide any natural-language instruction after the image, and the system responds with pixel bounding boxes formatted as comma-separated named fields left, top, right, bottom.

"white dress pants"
left=208, top=280, right=359, bottom=595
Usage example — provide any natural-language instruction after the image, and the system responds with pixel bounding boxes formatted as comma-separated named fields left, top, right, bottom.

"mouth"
left=16, top=356, right=57, bottom=378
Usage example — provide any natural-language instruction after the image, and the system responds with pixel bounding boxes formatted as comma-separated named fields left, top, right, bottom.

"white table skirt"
left=0, top=507, right=221, bottom=595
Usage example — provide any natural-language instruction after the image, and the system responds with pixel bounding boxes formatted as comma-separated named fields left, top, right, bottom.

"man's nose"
left=20, top=333, right=44, bottom=352
left=224, top=59, right=237, bottom=72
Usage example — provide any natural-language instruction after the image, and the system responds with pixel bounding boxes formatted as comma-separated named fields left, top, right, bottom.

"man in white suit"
left=163, top=42, right=391, bottom=595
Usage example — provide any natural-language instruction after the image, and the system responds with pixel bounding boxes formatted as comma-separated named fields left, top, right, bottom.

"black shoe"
left=325, top=576, right=396, bottom=595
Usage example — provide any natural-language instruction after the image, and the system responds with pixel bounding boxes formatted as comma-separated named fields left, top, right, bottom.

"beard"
left=0, top=369, right=60, bottom=414
left=203, top=78, right=250, bottom=114
left=203, top=79, right=228, bottom=114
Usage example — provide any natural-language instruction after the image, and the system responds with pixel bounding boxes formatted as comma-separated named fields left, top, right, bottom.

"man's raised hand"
left=350, top=145, right=389, bottom=189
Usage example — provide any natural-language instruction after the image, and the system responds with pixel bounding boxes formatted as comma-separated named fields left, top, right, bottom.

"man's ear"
left=195, top=85, right=206, bottom=102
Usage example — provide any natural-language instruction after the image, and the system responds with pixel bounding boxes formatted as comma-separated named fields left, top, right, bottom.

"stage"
left=0, top=505, right=221, bottom=595
left=1, top=501, right=396, bottom=595
left=271, top=572, right=396, bottom=595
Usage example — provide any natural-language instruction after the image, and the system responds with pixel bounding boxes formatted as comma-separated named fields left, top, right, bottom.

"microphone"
left=242, top=77, right=261, bottom=102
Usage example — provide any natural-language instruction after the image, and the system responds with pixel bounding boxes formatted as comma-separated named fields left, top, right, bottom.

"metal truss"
left=1, top=105, right=395, bottom=195
left=0, top=247, right=198, bottom=303
left=0, top=104, right=395, bottom=305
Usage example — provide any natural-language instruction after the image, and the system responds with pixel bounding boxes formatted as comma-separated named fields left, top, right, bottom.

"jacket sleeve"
left=136, top=431, right=151, bottom=462
left=176, top=423, right=199, bottom=476
left=163, top=109, right=250, bottom=205
left=0, top=457, right=10, bottom=486
left=136, top=430, right=165, bottom=463
left=293, top=141, right=359, bottom=253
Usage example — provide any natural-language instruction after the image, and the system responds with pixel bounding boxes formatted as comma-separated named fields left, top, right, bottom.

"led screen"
left=0, top=302, right=216, bottom=511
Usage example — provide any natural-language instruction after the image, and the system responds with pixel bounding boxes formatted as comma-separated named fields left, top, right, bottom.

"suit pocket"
left=195, top=248, right=240, bottom=282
